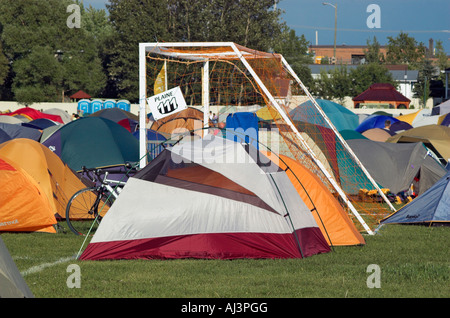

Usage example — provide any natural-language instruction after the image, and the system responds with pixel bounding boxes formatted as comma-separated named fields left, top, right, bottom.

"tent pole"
left=267, top=173, right=304, bottom=258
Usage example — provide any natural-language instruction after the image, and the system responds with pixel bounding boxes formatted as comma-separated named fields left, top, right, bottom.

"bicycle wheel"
left=65, top=187, right=114, bottom=236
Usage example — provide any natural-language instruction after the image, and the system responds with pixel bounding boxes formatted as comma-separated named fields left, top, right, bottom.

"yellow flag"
left=154, top=62, right=166, bottom=94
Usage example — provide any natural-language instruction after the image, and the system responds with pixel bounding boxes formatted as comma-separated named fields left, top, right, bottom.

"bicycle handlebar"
left=81, top=166, right=103, bottom=183
left=81, top=163, right=138, bottom=184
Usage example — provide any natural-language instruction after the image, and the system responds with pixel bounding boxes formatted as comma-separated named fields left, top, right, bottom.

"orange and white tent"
left=80, top=136, right=331, bottom=260
left=263, top=152, right=365, bottom=246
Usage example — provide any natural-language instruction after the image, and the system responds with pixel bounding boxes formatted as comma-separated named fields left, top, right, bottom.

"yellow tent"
left=396, top=111, right=419, bottom=125
left=256, top=106, right=282, bottom=121
left=386, top=125, right=450, bottom=163
left=263, top=151, right=365, bottom=246
left=396, top=109, right=447, bottom=127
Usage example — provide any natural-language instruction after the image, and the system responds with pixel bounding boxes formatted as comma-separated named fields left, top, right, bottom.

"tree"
left=0, top=41, right=8, bottom=86
left=107, top=0, right=285, bottom=102
left=350, top=63, right=396, bottom=96
left=311, top=65, right=351, bottom=102
left=434, top=40, right=449, bottom=82
left=12, top=45, right=64, bottom=104
left=0, top=0, right=105, bottom=104
left=106, top=0, right=171, bottom=102
left=413, top=58, right=435, bottom=106
left=385, top=32, right=425, bottom=68
left=364, top=36, right=385, bottom=64
left=272, top=26, right=313, bottom=88
left=311, top=63, right=396, bottom=101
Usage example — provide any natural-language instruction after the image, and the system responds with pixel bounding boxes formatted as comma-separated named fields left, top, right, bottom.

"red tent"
left=5, top=108, right=63, bottom=124
left=70, top=90, right=91, bottom=100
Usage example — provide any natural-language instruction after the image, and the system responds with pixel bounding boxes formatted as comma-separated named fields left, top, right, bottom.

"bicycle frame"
left=102, top=172, right=127, bottom=199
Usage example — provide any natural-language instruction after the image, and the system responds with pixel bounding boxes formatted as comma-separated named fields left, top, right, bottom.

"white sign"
left=147, top=86, right=187, bottom=120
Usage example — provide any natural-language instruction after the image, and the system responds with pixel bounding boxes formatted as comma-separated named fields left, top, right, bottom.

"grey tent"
left=0, top=115, right=23, bottom=124
left=0, top=237, right=34, bottom=298
left=381, top=170, right=450, bottom=226
left=0, top=123, right=42, bottom=141
left=431, top=99, right=450, bottom=115
left=347, top=139, right=447, bottom=195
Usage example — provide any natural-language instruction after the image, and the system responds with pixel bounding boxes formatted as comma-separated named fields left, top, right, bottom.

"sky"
left=82, top=0, right=450, bottom=54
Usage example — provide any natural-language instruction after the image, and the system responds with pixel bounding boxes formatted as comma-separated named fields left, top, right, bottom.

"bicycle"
left=65, top=165, right=134, bottom=236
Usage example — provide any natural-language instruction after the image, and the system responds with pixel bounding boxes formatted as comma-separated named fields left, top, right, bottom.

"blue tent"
left=22, top=118, right=59, bottom=130
left=381, top=170, right=450, bottom=226
left=389, top=120, right=413, bottom=134
left=226, top=112, right=259, bottom=149
left=0, top=128, right=11, bottom=143
left=289, top=99, right=359, bottom=132
left=355, top=114, right=399, bottom=133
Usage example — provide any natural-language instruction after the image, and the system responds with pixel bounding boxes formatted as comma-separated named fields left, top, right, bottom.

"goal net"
left=138, top=42, right=396, bottom=234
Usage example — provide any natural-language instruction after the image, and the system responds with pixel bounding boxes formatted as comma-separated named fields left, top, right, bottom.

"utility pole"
left=323, top=3, right=337, bottom=64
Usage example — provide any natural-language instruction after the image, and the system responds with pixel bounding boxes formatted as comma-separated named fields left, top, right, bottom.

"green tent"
left=42, top=117, right=139, bottom=172
left=289, top=99, right=359, bottom=132
left=339, top=130, right=368, bottom=141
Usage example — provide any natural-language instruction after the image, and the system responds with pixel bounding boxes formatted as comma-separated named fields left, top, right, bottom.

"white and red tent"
left=80, top=136, right=330, bottom=260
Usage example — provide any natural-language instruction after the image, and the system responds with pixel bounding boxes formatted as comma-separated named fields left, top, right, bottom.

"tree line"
left=0, top=0, right=447, bottom=105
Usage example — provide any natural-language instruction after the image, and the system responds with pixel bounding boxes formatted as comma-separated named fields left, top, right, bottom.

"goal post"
left=138, top=41, right=396, bottom=234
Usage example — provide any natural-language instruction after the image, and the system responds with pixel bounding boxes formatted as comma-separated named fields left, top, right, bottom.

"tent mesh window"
left=141, top=42, right=395, bottom=233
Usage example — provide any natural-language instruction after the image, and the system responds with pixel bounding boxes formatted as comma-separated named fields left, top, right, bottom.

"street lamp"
left=322, top=2, right=337, bottom=64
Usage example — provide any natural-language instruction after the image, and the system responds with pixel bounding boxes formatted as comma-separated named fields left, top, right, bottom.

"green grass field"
left=1, top=222, right=449, bottom=299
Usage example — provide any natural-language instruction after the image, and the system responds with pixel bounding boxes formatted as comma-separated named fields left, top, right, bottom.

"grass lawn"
left=1, top=222, right=449, bottom=299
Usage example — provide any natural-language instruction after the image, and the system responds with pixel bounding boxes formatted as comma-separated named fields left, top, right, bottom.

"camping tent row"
left=147, top=105, right=448, bottom=200
left=0, top=107, right=69, bottom=124
left=1, top=110, right=366, bottom=261
left=0, top=113, right=166, bottom=234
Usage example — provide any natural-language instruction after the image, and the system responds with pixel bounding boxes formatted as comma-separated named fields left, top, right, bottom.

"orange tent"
left=263, top=151, right=365, bottom=246
left=362, top=128, right=393, bottom=142
left=0, top=139, right=92, bottom=221
left=0, top=155, right=56, bottom=233
left=150, top=107, right=205, bottom=137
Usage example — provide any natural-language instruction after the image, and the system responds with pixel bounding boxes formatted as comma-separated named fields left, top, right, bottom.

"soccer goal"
left=138, top=42, right=396, bottom=234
